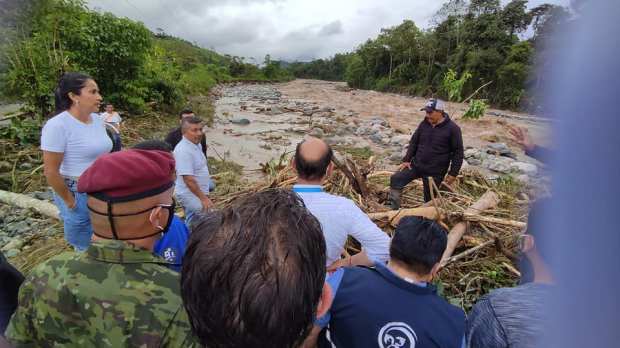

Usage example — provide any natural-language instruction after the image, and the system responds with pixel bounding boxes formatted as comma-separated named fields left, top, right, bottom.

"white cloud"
left=86, top=0, right=571, bottom=61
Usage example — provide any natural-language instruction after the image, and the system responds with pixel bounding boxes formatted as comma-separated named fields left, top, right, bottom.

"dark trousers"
left=390, top=167, right=444, bottom=202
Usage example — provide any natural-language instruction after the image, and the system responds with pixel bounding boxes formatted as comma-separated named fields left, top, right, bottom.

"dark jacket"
left=403, top=115, right=464, bottom=177
left=164, top=127, right=207, bottom=157
left=321, top=263, right=465, bottom=348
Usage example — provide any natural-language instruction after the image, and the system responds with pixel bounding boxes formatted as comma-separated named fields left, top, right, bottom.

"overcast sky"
left=86, top=0, right=570, bottom=62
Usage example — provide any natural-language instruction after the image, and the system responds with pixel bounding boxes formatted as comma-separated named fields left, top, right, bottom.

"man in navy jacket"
left=306, top=216, right=465, bottom=348
left=389, top=99, right=464, bottom=208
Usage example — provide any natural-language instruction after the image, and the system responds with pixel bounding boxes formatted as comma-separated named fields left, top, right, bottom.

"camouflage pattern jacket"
left=5, top=239, right=199, bottom=347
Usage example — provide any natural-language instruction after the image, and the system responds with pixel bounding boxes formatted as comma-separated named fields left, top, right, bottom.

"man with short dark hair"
left=467, top=199, right=553, bottom=348
left=181, top=189, right=332, bottom=348
left=307, top=216, right=466, bottom=348
left=5, top=150, right=198, bottom=346
left=389, top=98, right=464, bottom=207
left=292, top=137, right=389, bottom=269
left=164, top=109, right=208, bottom=158
left=173, top=116, right=213, bottom=224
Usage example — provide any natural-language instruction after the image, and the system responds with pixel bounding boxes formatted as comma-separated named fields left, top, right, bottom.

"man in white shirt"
left=292, top=137, right=390, bottom=269
left=173, top=116, right=213, bottom=224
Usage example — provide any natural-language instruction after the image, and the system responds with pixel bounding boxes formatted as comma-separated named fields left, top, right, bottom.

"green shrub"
left=463, top=99, right=488, bottom=120
left=441, top=69, right=472, bottom=102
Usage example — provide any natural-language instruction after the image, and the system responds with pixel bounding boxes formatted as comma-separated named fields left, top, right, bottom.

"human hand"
left=398, top=162, right=412, bottom=171
left=201, top=196, right=214, bottom=211
left=326, top=257, right=352, bottom=272
left=65, top=193, right=77, bottom=210
left=444, top=175, right=457, bottom=188
left=508, top=125, right=534, bottom=152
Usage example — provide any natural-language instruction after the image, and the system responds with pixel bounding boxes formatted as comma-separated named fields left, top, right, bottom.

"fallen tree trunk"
left=0, top=190, right=59, bottom=220
left=441, top=191, right=500, bottom=263
left=368, top=206, right=440, bottom=225
left=462, top=214, right=526, bottom=228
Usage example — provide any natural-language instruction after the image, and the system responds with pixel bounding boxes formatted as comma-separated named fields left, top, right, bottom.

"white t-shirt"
left=174, top=137, right=211, bottom=197
left=41, top=111, right=113, bottom=177
left=99, top=112, right=122, bottom=131
left=294, top=185, right=390, bottom=266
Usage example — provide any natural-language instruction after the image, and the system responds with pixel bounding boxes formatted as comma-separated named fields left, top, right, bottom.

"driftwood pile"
left=2, top=153, right=529, bottom=309
left=219, top=155, right=529, bottom=309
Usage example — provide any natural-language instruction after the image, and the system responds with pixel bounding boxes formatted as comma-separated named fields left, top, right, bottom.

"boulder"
left=516, top=174, right=530, bottom=184
left=369, top=133, right=383, bottom=143
left=309, top=127, right=324, bottom=138
left=510, top=161, right=538, bottom=176
left=369, top=117, right=388, bottom=127
left=483, top=156, right=514, bottom=174
left=230, top=118, right=251, bottom=125
left=370, top=123, right=385, bottom=134
left=391, top=134, right=410, bottom=146
left=486, top=142, right=517, bottom=159
left=267, top=106, right=284, bottom=115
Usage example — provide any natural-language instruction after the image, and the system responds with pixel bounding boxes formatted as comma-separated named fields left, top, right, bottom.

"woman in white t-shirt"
left=100, top=103, right=122, bottom=151
left=41, top=72, right=112, bottom=251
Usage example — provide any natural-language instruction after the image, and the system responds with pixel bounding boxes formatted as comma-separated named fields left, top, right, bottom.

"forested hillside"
left=288, top=0, right=569, bottom=111
left=0, top=0, right=292, bottom=142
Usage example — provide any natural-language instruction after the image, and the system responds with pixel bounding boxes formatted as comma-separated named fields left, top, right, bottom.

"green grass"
left=334, top=145, right=374, bottom=161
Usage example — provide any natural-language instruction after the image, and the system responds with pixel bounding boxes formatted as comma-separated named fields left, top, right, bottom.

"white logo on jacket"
left=378, top=322, right=417, bottom=348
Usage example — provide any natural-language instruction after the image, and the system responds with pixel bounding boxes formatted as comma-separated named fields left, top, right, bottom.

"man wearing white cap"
left=388, top=98, right=464, bottom=208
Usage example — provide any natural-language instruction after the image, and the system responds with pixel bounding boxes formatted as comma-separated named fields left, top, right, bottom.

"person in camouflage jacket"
left=5, top=149, right=199, bottom=347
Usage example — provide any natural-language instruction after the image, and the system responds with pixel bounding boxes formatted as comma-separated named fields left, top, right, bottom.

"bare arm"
left=43, top=151, right=74, bottom=208
left=326, top=250, right=373, bottom=271
left=182, top=175, right=213, bottom=209
left=300, top=326, right=322, bottom=348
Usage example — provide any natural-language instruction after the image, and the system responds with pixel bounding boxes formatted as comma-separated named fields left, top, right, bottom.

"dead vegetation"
left=215, top=154, right=528, bottom=310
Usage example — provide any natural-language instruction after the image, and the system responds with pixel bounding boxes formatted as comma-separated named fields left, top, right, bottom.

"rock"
left=309, top=127, right=324, bottom=138
left=381, top=137, right=391, bottom=145
left=390, top=153, right=403, bottom=162
left=325, top=136, right=344, bottom=145
left=355, top=126, right=371, bottom=136
left=19, top=162, right=33, bottom=170
left=32, top=190, right=54, bottom=201
left=391, top=134, right=410, bottom=146
left=483, top=156, right=514, bottom=174
left=511, top=161, right=538, bottom=175
left=467, top=158, right=482, bottom=166
left=320, top=106, right=334, bottom=113
left=369, top=117, right=388, bottom=127
left=5, top=249, right=19, bottom=258
left=516, top=174, right=530, bottom=184
left=302, top=108, right=314, bottom=116
left=370, top=123, right=385, bottom=134
left=2, top=238, right=24, bottom=252
left=230, top=118, right=251, bottom=125
left=464, top=148, right=481, bottom=159
left=461, top=159, right=471, bottom=170
left=267, top=106, right=284, bottom=115
left=7, top=220, right=30, bottom=235
left=486, top=143, right=517, bottom=159
left=369, top=133, right=383, bottom=143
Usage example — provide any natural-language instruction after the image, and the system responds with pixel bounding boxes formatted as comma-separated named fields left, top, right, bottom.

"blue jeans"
left=52, top=178, right=93, bottom=252
left=177, top=193, right=203, bottom=227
